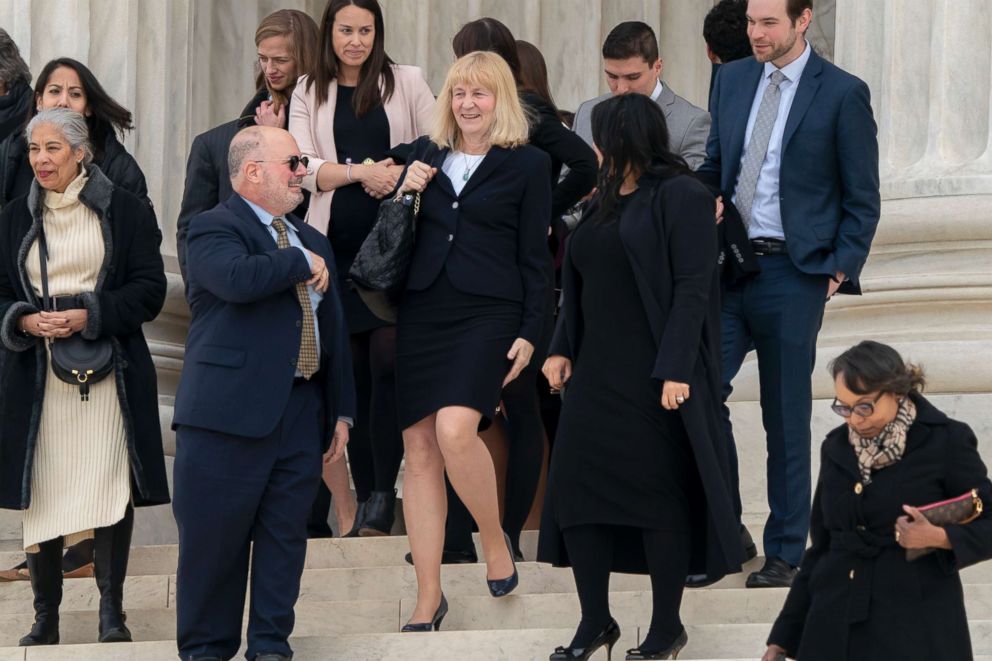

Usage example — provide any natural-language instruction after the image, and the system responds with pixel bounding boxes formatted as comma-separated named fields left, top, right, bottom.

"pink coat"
left=289, top=65, right=436, bottom=235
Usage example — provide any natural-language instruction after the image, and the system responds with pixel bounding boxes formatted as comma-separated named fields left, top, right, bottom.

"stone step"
left=2, top=583, right=992, bottom=648
left=2, top=624, right=992, bottom=660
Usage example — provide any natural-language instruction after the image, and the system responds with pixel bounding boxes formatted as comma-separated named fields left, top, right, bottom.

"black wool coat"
left=0, top=165, right=170, bottom=509
left=768, top=392, right=992, bottom=660
left=540, top=172, right=744, bottom=580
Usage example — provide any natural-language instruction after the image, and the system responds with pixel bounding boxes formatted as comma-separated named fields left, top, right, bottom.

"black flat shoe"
left=404, top=548, right=479, bottom=565
left=487, top=532, right=518, bottom=597
left=550, top=619, right=621, bottom=660
left=401, top=593, right=448, bottom=632
left=746, top=556, right=797, bottom=588
left=625, top=627, right=688, bottom=659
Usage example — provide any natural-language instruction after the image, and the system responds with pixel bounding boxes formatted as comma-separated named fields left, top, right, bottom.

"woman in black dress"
left=763, top=341, right=992, bottom=661
left=440, top=17, right=597, bottom=563
left=289, top=0, right=435, bottom=537
left=394, top=50, right=552, bottom=631
left=538, top=94, right=742, bottom=660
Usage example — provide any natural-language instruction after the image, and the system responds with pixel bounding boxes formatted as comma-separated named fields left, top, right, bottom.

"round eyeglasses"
left=830, top=392, right=884, bottom=418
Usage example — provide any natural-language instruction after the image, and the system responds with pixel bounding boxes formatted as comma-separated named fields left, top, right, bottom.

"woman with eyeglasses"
left=763, top=340, right=992, bottom=661
left=290, top=0, right=435, bottom=539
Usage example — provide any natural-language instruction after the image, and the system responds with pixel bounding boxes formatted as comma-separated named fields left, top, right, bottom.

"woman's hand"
left=503, top=338, right=535, bottom=386
left=254, top=99, right=285, bottom=128
left=362, top=161, right=405, bottom=199
left=356, top=159, right=401, bottom=198
left=19, top=310, right=87, bottom=337
left=895, top=505, right=952, bottom=550
left=397, top=160, right=437, bottom=195
left=762, top=644, right=788, bottom=661
left=715, top=195, right=725, bottom=225
left=661, top=380, right=691, bottom=410
left=324, top=420, right=350, bottom=465
left=542, top=355, right=572, bottom=391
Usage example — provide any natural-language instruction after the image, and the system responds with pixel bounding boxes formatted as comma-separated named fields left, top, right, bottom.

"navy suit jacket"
left=403, top=137, right=552, bottom=344
left=699, top=49, right=880, bottom=293
left=174, top=194, right=355, bottom=447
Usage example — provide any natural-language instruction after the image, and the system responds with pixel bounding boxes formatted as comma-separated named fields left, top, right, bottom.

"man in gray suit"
left=574, top=21, right=710, bottom=169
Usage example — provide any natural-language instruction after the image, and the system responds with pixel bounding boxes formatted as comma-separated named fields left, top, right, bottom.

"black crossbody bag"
left=38, top=225, right=113, bottom=401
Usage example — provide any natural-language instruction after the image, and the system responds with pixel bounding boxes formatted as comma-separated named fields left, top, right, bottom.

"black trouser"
left=349, top=327, right=403, bottom=500
left=562, top=524, right=690, bottom=652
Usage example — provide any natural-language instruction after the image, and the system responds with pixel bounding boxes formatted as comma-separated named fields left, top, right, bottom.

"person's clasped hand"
left=19, top=309, right=88, bottom=338
left=397, top=160, right=437, bottom=195
left=360, top=158, right=404, bottom=199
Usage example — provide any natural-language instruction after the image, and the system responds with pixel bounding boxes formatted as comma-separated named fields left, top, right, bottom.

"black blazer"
left=403, top=137, right=552, bottom=344
left=174, top=194, right=356, bottom=446
left=550, top=173, right=743, bottom=579
left=768, top=393, right=992, bottom=660
left=0, top=166, right=169, bottom=509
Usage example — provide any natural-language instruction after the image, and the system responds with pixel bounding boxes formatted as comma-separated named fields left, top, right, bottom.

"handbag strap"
left=37, top=223, right=51, bottom=312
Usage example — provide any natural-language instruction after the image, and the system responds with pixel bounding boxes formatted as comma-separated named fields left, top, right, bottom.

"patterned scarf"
left=848, top=397, right=917, bottom=485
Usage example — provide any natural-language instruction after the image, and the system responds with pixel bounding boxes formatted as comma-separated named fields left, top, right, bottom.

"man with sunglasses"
left=172, top=126, right=355, bottom=661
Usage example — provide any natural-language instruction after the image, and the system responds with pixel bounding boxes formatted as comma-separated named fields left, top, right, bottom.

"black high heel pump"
left=401, top=593, right=448, bottom=632
left=549, top=619, right=621, bottom=660
left=486, top=532, right=519, bottom=597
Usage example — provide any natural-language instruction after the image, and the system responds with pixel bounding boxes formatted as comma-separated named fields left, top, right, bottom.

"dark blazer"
left=174, top=194, right=355, bottom=447
left=550, top=172, right=743, bottom=579
left=0, top=130, right=151, bottom=210
left=0, top=166, right=169, bottom=509
left=403, top=136, right=552, bottom=345
left=768, top=393, right=992, bottom=660
left=699, top=49, right=881, bottom=293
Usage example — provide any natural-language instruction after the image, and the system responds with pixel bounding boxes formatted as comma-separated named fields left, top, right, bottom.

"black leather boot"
left=19, top=538, right=63, bottom=646
left=93, top=507, right=134, bottom=643
left=359, top=490, right=397, bottom=536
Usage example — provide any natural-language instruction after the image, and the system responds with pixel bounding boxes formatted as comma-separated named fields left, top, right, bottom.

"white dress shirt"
left=733, top=41, right=812, bottom=240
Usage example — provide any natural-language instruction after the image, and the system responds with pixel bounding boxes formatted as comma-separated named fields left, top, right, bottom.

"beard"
left=265, top=179, right=305, bottom=214
left=753, top=30, right=798, bottom=63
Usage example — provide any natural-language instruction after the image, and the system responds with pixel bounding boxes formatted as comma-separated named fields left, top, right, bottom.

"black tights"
left=348, top=327, right=403, bottom=501
left=443, top=365, right=547, bottom=555
left=562, top=524, right=690, bottom=651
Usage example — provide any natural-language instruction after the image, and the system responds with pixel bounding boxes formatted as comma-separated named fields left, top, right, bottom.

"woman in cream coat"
left=289, top=0, right=434, bottom=538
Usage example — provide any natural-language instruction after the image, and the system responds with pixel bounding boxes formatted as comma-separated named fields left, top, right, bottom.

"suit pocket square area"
left=195, top=345, right=247, bottom=368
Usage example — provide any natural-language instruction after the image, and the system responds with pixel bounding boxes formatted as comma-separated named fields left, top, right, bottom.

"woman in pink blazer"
left=289, top=0, right=435, bottom=538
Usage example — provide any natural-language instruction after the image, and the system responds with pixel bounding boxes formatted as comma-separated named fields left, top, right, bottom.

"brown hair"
left=308, top=0, right=395, bottom=116
left=829, top=341, right=926, bottom=397
left=254, top=10, right=320, bottom=113
left=787, top=0, right=814, bottom=24
left=515, top=40, right=560, bottom=118
left=452, top=18, right=522, bottom=85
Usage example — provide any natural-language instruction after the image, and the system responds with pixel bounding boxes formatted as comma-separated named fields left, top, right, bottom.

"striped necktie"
left=271, top=217, right=319, bottom=379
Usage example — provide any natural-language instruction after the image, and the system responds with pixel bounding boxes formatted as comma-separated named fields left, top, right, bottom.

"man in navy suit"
left=698, top=0, right=880, bottom=588
left=172, top=126, right=355, bottom=661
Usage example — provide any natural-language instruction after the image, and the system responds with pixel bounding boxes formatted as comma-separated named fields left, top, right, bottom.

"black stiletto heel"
left=487, top=532, right=519, bottom=597
left=549, top=619, right=621, bottom=660
left=401, top=593, right=448, bottom=632
left=625, top=627, right=688, bottom=660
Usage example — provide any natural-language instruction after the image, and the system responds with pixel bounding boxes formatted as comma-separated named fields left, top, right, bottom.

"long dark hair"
left=515, top=40, right=563, bottom=121
left=308, top=0, right=395, bottom=116
left=33, top=58, right=133, bottom=163
left=451, top=18, right=522, bottom=85
left=829, top=341, right=926, bottom=397
left=588, top=94, right=689, bottom=224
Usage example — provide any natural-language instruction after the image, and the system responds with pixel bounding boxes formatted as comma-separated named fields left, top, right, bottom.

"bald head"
left=229, top=125, right=306, bottom=215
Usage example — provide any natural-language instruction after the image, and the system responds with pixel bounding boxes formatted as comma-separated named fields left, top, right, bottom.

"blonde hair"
left=430, top=51, right=529, bottom=150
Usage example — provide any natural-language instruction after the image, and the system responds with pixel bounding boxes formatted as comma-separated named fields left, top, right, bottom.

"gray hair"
left=228, top=126, right=265, bottom=180
left=0, top=29, right=31, bottom=89
left=25, top=108, right=94, bottom=165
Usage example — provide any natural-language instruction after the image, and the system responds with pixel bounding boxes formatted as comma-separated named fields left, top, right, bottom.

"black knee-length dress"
left=539, top=197, right=703, bottom=573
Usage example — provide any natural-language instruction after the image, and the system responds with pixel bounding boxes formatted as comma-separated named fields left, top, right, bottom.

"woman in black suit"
left=764, top=341, right=992, bottom=661
left=538, top=93, right=742, bottom=660
left=394, top=50, right=551, bottom=631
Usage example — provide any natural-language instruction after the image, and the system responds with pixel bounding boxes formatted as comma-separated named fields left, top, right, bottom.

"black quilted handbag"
left=348, top=191, right=421, bottom=323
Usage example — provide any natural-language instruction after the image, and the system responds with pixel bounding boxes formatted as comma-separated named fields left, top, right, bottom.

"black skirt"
left=396, top=269, right=520, bottom=429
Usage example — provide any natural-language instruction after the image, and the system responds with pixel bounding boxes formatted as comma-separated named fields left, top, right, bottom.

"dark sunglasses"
left=255, top=155, right=309, bottom=171
left=831, top=392, right=884, bottom=418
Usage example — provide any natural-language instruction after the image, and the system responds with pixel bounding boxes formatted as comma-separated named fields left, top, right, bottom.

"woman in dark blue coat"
left=393, top=51, right=551, bottom=632
left=538, top=93, right=742, bottom=661
left=764, top=341, right=992, bottom=661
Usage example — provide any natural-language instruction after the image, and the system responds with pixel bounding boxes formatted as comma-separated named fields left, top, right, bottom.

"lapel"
left=782, top=49, right=823, bottom=149
left=225, top=194, right=279, bottom=250
left=728, top=59, right=764, bottom=175
left=822, top=425, right=861, bottom=481
left=424, top=144, right=457, bottom=199
left=617, top=177, right=665, bottom=344
left=457, top=146, right=513, bottom=199
left=657, top=83, right=676, bottom=119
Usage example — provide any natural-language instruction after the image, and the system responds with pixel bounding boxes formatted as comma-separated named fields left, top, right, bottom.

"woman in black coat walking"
left=538, top=93, right=742, bottom=661
left=764, top=341, right=992, bottom=661
left=0, top=109, right=168, bottom=646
